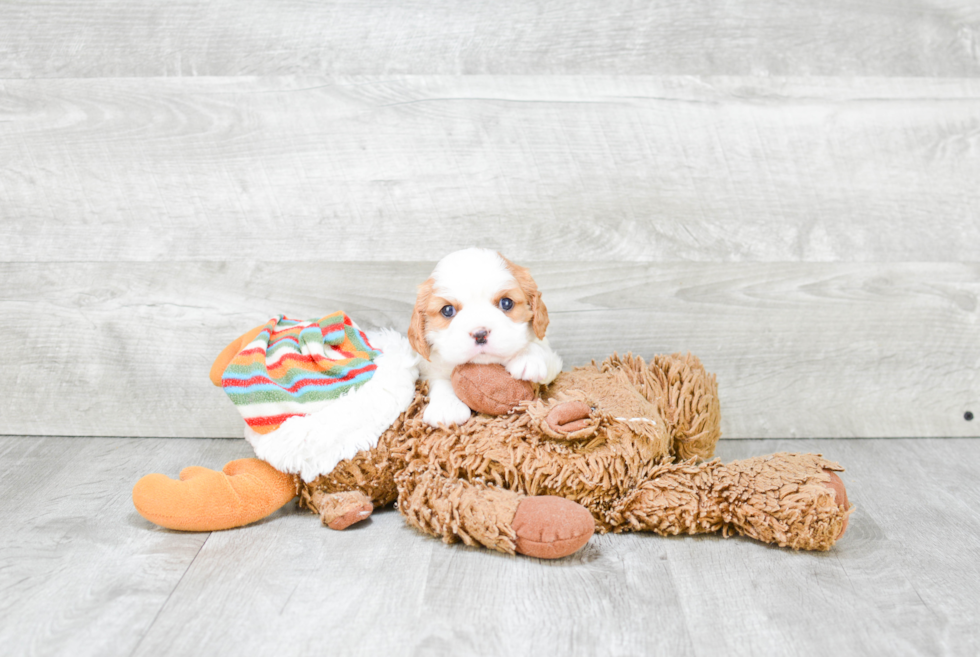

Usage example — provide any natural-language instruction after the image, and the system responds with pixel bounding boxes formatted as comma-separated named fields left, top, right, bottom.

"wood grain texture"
left=3, top=436, right=979, bottom=656
left=1, top=261, right=976, bottom=439
left=2, top=75, right=979, bottom=263
left=2, top=0, right=980, bottom=78
left=0, top=435, right=253, bottom=657
left=673, top=438, right=980, bottom=656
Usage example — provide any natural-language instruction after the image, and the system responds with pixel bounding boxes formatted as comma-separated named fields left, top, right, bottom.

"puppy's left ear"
left=527, top=285, right=550, bottom=339
left=408, top=278, right=434, bottom=360
left=501, top=254, right=549, bottom=339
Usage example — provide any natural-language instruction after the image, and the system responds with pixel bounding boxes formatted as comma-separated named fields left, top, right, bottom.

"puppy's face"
left=408, top=249, right=549, bottom=364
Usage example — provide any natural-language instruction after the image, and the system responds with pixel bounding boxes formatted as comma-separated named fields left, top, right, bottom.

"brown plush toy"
left=133, top=341, right=852, bottom=559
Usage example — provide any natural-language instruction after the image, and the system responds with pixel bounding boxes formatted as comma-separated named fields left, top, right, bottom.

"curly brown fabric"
left=396, top=462, right=523, bottom=554
left=598, top=353, right=721, bottom=461
left=291, top=353, right=850, bottom=554
left=296, top=387, right=428, bottom=511
left=609, top=453, right=852, bottom=551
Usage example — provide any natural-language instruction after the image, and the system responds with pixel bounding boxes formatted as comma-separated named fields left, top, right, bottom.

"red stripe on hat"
left=246, top=413, right=304, bottom=427
left=224, top=363, right=378, bottom=394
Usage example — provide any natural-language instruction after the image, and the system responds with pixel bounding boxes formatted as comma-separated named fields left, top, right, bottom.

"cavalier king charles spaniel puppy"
left=407, top=248, right=563, bottom=427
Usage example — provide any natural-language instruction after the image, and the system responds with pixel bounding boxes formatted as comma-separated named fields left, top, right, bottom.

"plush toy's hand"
left=309, top=490, right=374, bottom=530
left=545, top=400, right=594, bottom=435
left=451, top=363, right=535, bottom=415
left=132, top=458, right=295, bottom=531
left=209, top=323, right=269, bottom=386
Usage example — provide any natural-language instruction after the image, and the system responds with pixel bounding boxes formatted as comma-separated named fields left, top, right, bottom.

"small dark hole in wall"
left=966, top=411, right=975, bottom=421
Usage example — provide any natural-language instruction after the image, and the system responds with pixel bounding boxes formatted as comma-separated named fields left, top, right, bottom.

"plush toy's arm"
left=395, top=462, right=594, bottom=559
left=209, top=324, right=268, bottom=386
left=607, top=453, right=852, bottom=551
left=301, top=490, right=375, bottom=530
left=451, top=363, right=536, bottom=415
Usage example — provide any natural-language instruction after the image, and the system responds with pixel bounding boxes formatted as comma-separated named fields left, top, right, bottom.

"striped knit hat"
left=221, top=312, right=381, bottom=434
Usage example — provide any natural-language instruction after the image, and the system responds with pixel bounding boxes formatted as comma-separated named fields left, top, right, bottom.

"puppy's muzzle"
left=470, top=328, right=490, bottom=345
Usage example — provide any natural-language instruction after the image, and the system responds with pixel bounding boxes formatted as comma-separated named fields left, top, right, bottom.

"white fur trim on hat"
left=244, top=329, right=420, bottom=482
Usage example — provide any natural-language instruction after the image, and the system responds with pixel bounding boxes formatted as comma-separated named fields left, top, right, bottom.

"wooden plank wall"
left=1, top=1, right=978, bottom=439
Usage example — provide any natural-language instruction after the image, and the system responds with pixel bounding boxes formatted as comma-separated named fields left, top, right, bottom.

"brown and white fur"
left=407, top=248, right=563, bottom=427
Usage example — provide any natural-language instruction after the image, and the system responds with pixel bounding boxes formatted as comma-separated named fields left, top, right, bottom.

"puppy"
left=408, top=248, right=563, bottom=427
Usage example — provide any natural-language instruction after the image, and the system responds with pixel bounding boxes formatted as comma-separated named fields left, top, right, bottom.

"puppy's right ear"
left=407, top=278, right=433, bottom=360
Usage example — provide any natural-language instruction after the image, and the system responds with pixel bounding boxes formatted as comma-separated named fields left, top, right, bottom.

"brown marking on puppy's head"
left=498, top=253, right=549, bottom=339
left=494, top=287, right=533, bottom=326
left=408, top=277, right=434, bottom=360
left=424, top=295, right=459, bottom=333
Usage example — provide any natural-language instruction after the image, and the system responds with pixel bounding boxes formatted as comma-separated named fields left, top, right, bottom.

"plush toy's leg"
left=611, top=453, right=852, bottom=551
left=512, top=495, right=596, bottom=559
left=306, top=490, right=374, bottom=530
left=396, top=465, right=594, bottom=559
left=132, top=458, right=297, bottom=531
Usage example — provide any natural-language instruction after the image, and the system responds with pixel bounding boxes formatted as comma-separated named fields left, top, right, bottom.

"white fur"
left=245, top=328, right=420, bottom=482
left=418, top=248, right=562, bottom=427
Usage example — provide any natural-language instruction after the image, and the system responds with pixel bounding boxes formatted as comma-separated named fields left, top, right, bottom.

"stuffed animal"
left=133, top=319, right=852, bottom=559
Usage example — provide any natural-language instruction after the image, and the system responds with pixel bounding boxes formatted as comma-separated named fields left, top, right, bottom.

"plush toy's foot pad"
left=312, top=490, right=374, bottom=530
left=512, top=496, right=595, bottom=559
left=132, top=458, right=296, bottom=531
left=823, top=469, right=850, bottom=539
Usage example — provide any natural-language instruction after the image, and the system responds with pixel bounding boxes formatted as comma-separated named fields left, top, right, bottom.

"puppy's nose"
left=470, top=328, right=490, bottom=345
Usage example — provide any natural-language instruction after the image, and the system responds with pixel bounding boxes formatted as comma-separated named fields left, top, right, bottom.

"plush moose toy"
left=133, top=317, right=851, bottom=559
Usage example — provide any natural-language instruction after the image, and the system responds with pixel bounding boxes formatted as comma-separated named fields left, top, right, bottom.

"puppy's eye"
left=498, top=297, right=514, bottom=311
left=440, top=305, right=456, bottom=318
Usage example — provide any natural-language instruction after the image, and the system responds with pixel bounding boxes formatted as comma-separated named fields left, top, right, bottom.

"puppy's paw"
left=423, top=393, right=473, bottom=427
left=506, top=351, right=550, bottom=383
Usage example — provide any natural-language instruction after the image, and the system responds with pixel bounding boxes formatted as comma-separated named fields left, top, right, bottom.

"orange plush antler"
left=132, top=458, right=296, bottom=531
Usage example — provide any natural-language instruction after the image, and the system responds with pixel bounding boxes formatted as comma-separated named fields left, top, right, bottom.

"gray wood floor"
left=3, top=435, right=979, bottom=657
